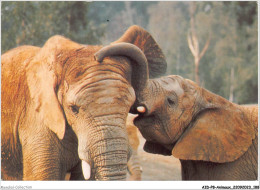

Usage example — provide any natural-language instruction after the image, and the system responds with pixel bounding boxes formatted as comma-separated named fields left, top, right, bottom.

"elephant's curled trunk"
left=94, top=42, right=149, bottom=93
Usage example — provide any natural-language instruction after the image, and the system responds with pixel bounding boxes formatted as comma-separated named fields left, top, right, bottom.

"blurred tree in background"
left=1, top=1, right=104, bottom=52
left=1, top=1, right=257, bottom=104
left=148, top=1, right=257, bottom=104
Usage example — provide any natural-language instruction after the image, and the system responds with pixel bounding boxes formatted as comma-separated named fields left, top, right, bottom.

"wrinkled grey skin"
left=133, top=75, right=258, bottom=180
left=1, top=25, right=167, bottom=180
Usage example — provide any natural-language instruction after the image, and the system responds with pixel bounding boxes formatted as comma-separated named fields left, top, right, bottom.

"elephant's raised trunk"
left=94, top=42, right=149, bottom=93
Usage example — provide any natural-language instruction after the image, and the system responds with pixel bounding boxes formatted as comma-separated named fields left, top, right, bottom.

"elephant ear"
left=172, top=101, right=256, bottom=163
left=112, top=25, right=167, bottom=78
left=26, top=35, right=81, bottom=139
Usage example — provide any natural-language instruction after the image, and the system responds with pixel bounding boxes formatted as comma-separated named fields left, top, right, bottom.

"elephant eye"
left=70, top=105, right=79, bottom=114
left=167, top=97, right=176, bottom=106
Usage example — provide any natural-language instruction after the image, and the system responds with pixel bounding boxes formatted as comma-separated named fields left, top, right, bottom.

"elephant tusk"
left=137, top=106, right=146, bottom=113
left=82, top=160, right=91, bottom=180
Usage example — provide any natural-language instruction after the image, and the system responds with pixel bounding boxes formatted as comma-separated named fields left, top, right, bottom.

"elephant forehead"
left=66, top=78, right=134, bottom=106
left=158, top=77, right=184, bottom=96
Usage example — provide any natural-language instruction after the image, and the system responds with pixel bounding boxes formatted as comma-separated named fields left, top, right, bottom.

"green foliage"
left=1, top=1, right=257, bottom=104
left=1, top=1, right=104, bottom=53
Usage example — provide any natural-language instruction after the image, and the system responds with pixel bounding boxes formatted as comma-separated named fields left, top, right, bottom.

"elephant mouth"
left=134, top=114, right=177, bottom=155
left=133, top=112, right=155, bottom=131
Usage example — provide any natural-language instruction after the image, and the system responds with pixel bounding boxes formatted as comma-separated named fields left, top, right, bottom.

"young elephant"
left=132, top=75, right=258, bottom=180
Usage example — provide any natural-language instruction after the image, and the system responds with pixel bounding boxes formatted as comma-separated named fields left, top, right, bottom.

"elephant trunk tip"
left=137, top=106, right=146, bottom=113
left=93, top=53, right=101, bottom=62
left=130, top=103, right=148, bottom=116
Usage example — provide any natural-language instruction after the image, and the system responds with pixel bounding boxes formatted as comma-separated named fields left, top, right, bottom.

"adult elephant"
left=130, top=75, right=258, bottom=180
left=1, top=25, right=167, bottom=180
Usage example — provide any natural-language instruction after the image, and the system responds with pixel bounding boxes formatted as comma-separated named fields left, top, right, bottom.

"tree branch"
left=199, top=32, right=211, bottom=60
left=187, top=32, right=197, bottom=57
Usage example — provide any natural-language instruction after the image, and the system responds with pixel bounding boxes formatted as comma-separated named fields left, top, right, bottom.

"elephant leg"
left=22, top=136, right=65, bottom=180
left=127, top=149, right=142, bottom=181
left=65, top=173, right=71, bottom=180
left=126, top=116, right=142, bottom=180
left=23, top=151, right=64, bottom=180
left=69, top=161, right=85, bottom=180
